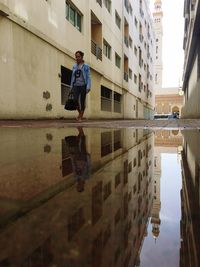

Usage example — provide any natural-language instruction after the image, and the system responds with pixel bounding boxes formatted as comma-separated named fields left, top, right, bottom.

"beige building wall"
left=0, top=0, right=155, bottom=119
left=182, top=0, right=200, bottom=118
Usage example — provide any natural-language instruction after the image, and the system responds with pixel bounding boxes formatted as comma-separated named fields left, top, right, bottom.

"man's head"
left=76, top=179, right=85, bottom=192
left=75, top=51, right=84, bottom=64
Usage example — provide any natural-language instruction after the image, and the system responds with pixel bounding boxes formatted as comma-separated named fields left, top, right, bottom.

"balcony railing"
left=140, top=7, right=144, bottom=18
left=139, top=34, right=144, bottom=43
left=124, top=36, right=129, bottom=47
left=91, top=40, right=102, bottom=60
left=124, top=72, right=128, bottom=82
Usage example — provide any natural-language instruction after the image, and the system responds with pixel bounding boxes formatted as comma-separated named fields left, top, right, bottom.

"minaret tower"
left=151, top=149, right=161, bottom=242
left=153, top=0, right=163, bottom=94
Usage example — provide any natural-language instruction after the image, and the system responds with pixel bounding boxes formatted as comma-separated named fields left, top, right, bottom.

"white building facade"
left=153, top=0, right=163, bottom=94
left=0, top=0, right=155, bottom=119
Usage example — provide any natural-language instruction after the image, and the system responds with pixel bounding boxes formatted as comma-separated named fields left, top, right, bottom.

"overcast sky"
left=150, top=0, right=184, bottom=88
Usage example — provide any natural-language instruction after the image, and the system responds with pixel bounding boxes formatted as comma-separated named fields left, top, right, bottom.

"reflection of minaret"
left=151, top=149, right=161, bottom=241
left=153, top=0, right=163, bottom=93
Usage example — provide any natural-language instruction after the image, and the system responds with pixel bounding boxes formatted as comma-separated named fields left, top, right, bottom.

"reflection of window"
left=92, top=231, right=103, bottom=267
left=123, top=192, right=128, bottom=219
left=103, top=224, right=111, bottom=247
left=92, top=182, right=103, bottom=225
left=128, top=162, right=132, bottom=173
left=114, top=247, right=121, bottom=263
left=103, top=181, right=111, bottom=200
left=101, top=130, right=122, bottom=157
left=22, top=238, right=53, bottom=266
left=124, top=160, right=128, bottom=184
left=115, top=208, right=121, bottom=225
left=115, top=172, right=121, bottom=188
left=68, top=207, right=85, bottom=240
left=62, top=139, right=73, bottom=177
left=114, top=130, right=122, bottom=150
left=101, top=131, right=112, bottom=156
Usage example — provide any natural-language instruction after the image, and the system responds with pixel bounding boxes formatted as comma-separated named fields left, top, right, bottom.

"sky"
left=140, top=153, right=182, bottom=267
left=150, top=0, right=184, bottom=88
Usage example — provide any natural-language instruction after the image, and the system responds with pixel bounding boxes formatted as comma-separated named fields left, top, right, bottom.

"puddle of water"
left=0, top=127, right=199, bottom=267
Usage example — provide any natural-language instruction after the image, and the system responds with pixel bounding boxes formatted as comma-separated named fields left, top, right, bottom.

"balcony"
left=91, top=11, right=102, bottom=61
left=139, top=34, right=144, bottom=43
left=140, top=7, right=144, bottom=18
left=124, top=72, right=128, bottom=82
left=91, top=40, right=102, bottom=60
left=124, top=36, right=129, bottom=47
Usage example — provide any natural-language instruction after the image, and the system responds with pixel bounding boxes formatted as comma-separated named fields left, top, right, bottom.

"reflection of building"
left=0, top=128, right=154, bottom=267
left=151, top=147, right=161, bottom=241
left=180, top=130, right=200, bottom=267
left=155, top=87, right=184, bottom=117
left=182, top=0, right=200, bottom=118
left=150, top=130, right=183, bottom=241
left=0, top=0, right=155, bottom=119
left=155, top=130, right=183, bottom=152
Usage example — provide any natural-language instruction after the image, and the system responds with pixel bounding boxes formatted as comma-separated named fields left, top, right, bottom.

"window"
left=115, top=11, right=121, bottom=29
left=156, top=46, right=158, bottom=53
left=129, top=36, right=132, bottom=48
left=129, top=3, right=133, bottom=16
left=134, top=46, right=137, bottom=56
left=96, top=0, right=102, bottom=6
left=103, top=39, right=111, bottom=59
left=155, top=73, right=158, bottom=83
left=66, top=1, right=82, bottom=31
left=104, top=0, right=111, bottom=13
left=114, top=92, right=121, bottom=113
left=134, top=74, right=137, bottom=84
left=134, top=17, right=138, bottom=28
left=124, top=0, right=129, bottom=13
left=101, top=86, right=112, bottom=111
left=115, top=53, right=121, bottom=68
left=129, top=68, right=132, bottom=79
left=61, top=66, right=72, bottom=105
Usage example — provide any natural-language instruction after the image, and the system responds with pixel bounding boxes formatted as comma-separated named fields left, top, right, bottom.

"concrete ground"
left=0, top=118, right=200, bottom=129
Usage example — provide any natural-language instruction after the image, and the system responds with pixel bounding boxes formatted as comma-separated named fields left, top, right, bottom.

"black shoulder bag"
left=64, top=91, right=77, bottom=111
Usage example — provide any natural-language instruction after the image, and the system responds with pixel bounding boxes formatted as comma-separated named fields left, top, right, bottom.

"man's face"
left=76, top=180, right=85, bottom=192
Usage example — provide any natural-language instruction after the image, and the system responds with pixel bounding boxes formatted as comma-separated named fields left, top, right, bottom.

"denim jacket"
left=70, top=63, right=91, bottom=90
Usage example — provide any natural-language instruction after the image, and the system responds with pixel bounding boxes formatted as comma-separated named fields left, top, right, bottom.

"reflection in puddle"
left=0, top=128, right=199, bottom=266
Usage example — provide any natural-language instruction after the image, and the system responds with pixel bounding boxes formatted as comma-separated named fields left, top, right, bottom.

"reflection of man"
left=65, top=127, right=91, bottom=192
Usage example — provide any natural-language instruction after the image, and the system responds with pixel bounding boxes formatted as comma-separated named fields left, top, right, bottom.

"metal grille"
left=91, top=40, right=102, bottom=60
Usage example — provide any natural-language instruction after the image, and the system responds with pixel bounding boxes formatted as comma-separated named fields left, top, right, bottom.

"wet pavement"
left=0, top=123, right=199, bottom=267
left=0, top=118, right=200, bottom=129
